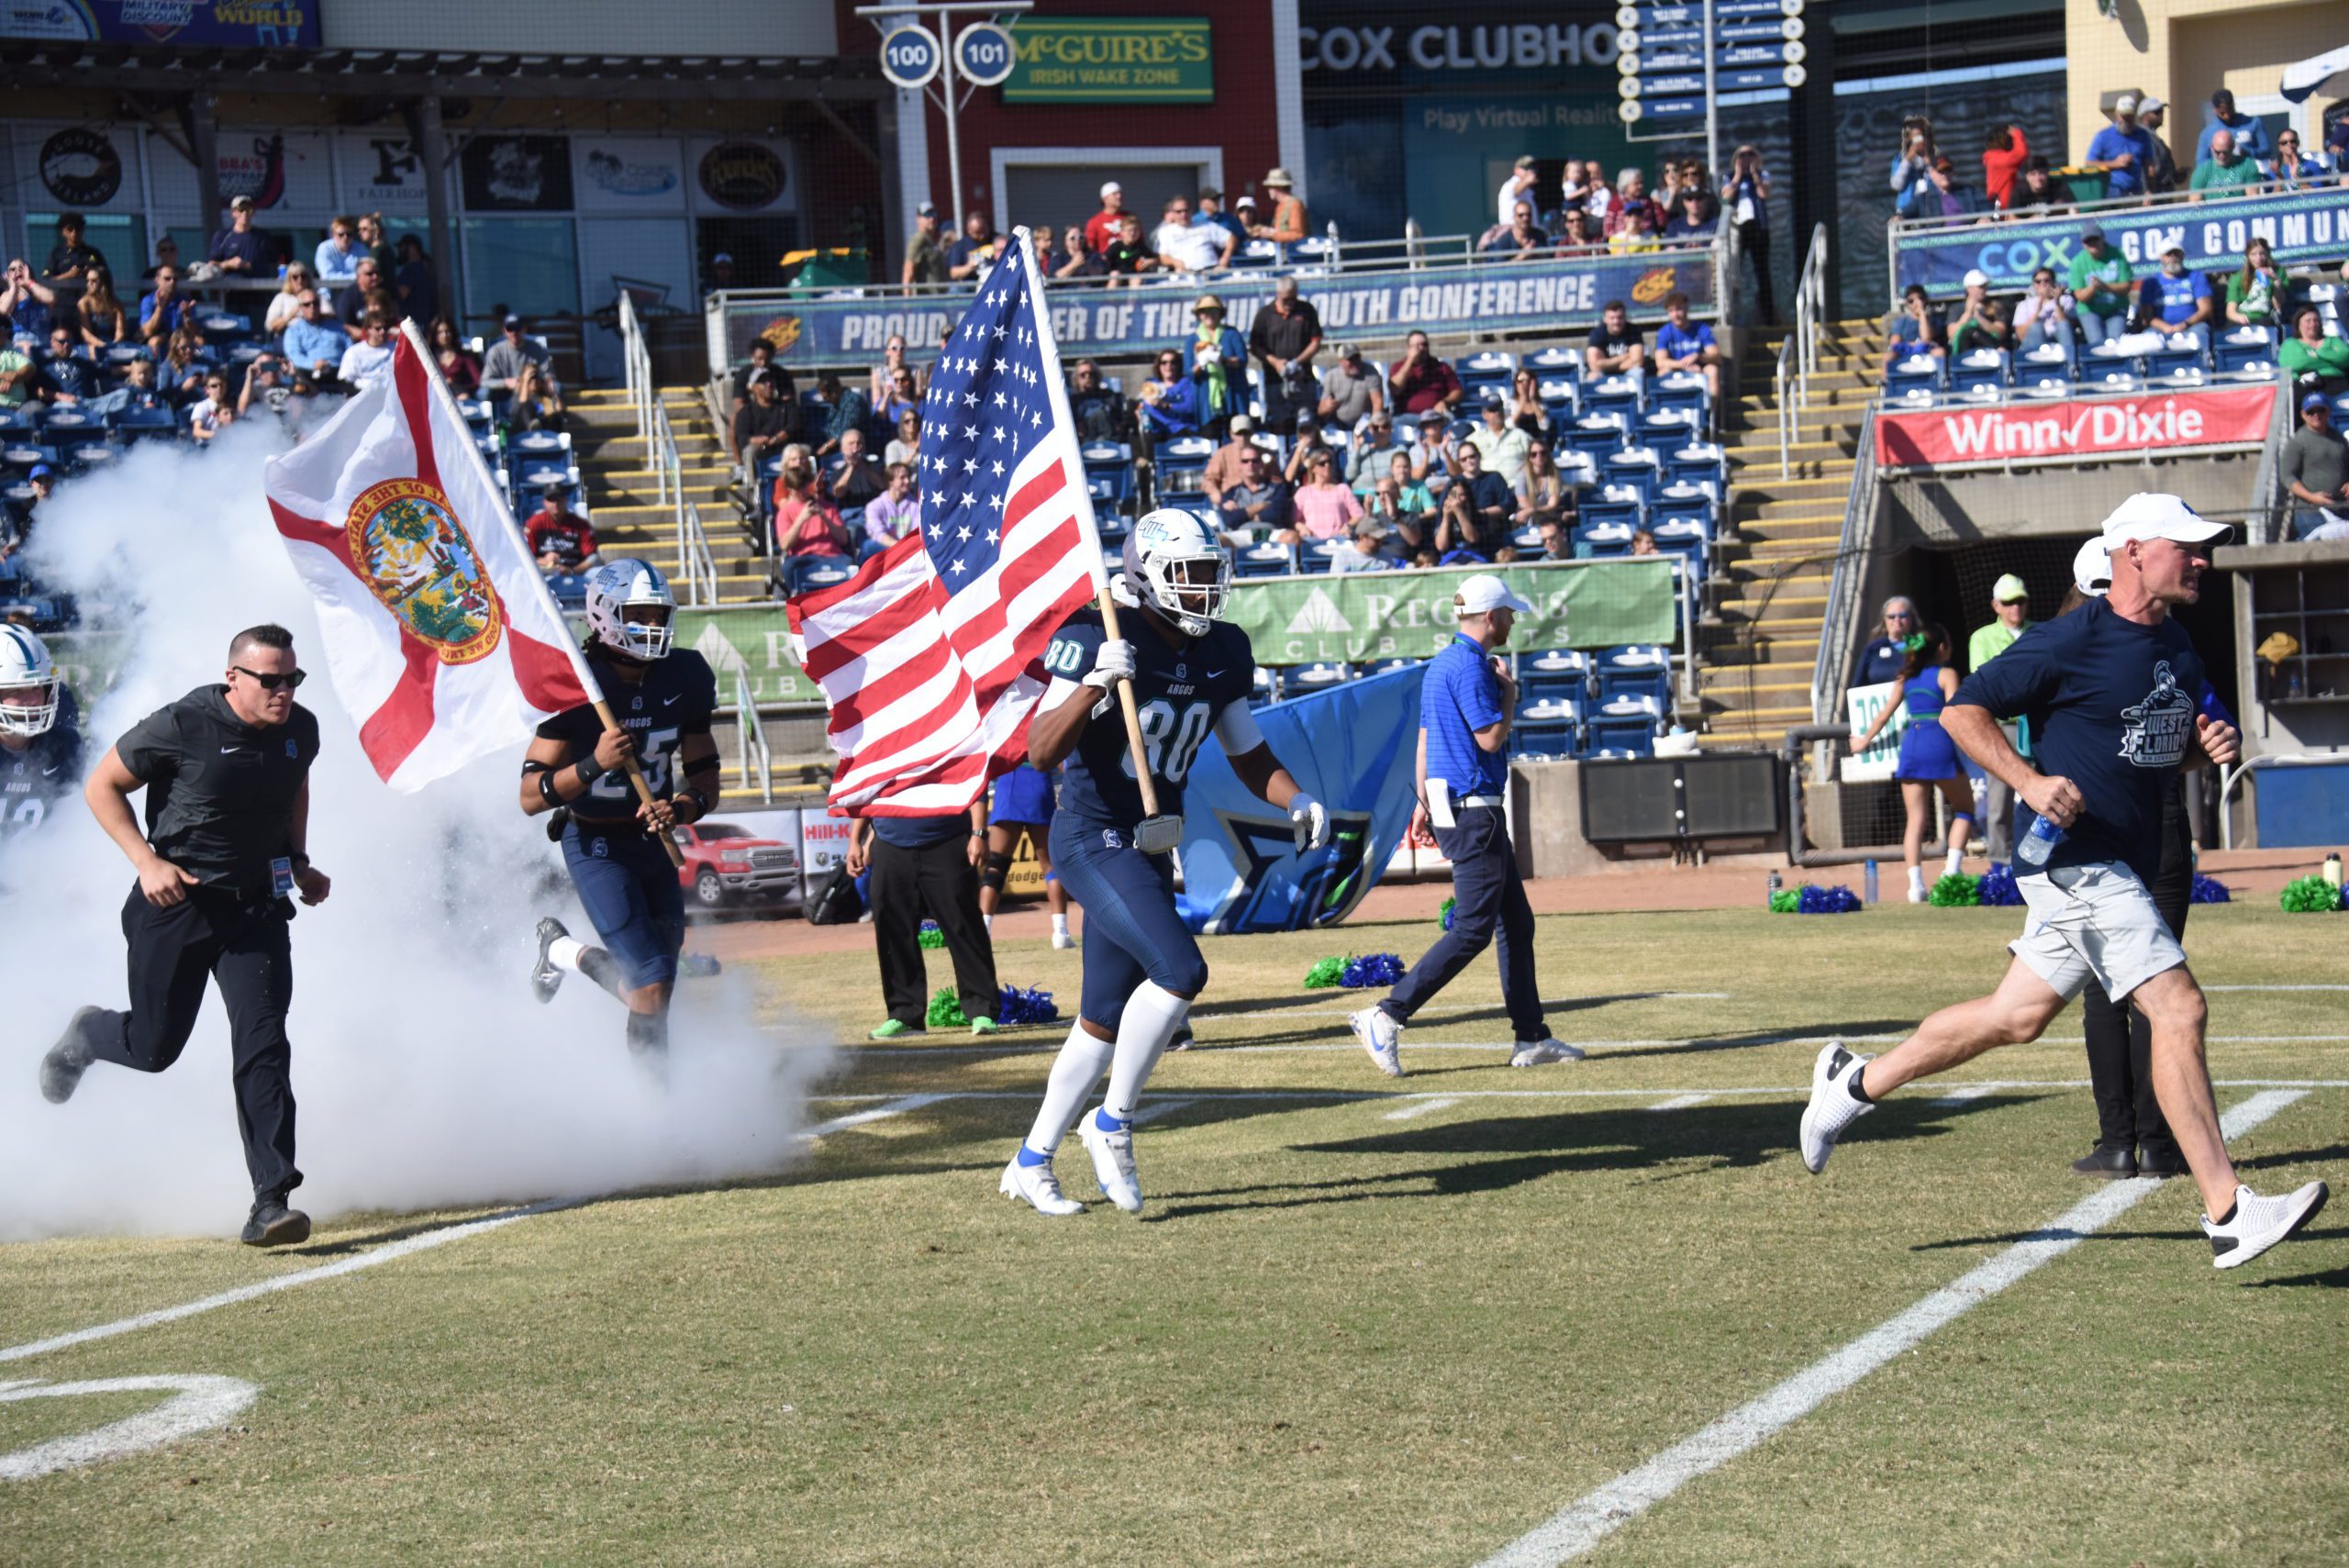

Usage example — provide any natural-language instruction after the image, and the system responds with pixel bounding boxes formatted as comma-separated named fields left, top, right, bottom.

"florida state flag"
left=262, top=322, right=596, bottom=790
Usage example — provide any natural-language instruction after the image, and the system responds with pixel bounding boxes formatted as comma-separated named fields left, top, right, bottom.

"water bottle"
left=2016, top=813, right=2064, bottom=868
left=1864, top=859, right=1879, bottom=905
left=2325, top=851, right=2343, bottom=889
left=1765, top=869, right=1783, bottom=906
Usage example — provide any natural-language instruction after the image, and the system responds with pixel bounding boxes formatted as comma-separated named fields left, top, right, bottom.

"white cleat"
left=1509, top=1037, right=1586, bottom=1067
left=529, top=917, right=567, bottom=1004
left=1078, top=1112, right=1144, bottom=1213
left=999, top=1151, right=1085, bottom=1217
left=1051, top=929, right=1077, bottom=951
left=2203, top=1181, right=2329, bottom=1270
left=1350, top=1006, right=1403, bottom=1077
left=1799, top=1041, right=1876, bottom=1174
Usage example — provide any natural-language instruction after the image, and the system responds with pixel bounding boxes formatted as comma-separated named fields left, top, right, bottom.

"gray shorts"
left=2009, top=862, right=2188, bottom=1003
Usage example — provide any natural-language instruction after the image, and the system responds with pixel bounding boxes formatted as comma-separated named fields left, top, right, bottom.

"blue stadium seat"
left=1524, top=346, right=1580, bottom=375
left=2016, top=340, right=2077, bottom=383
left=1885, top=352, right=1944, bottom=398
left=39, top=407, right=99, bottom=437
left=2143, top=339, right=2206, bottom=385
left=1563, top=415, right=1629, bottom=464
left=783, top=556, right=857, bottom=597
left=1251, top=666, right=1281, bottom=706
left=1510, top=523, right=1545, bottom=552
left=1511, top=696, right=1581, bottom=759
left=545, top=572, right=591, bottom=611
left=0, top=403, right=42, bottom=432
left=1583, top=373, right=1643, bottom=423
left=1601, top=445, right=1662, bottom=495
left=2016, top=367, right=2072, bottom=400
left=102, top=343, right=150, bottom=371
left=1353, top=657, right=1419, bottom=679
left=1950, top=349, right=2010, bottom=400
left=195, top=311, right=250, bottom=339
left=1597, top=646, right=1672, bottom=706
left=64, top=439, right=117, bottom=474
left=1536, top=376, right=1580, bottom=419
left=2213, top=326, right=2277, bottom=379
left=2, top=442, right=61, bottom=475
left=1231, top=541, right=1297, bottom=579
left=1519, top=649, right=1592, bottom=704
left=1578, top=518, right=1638, bottom=555
left=1232, top=239, right=1281, bottom=269
left=1588, top=691, right=1665, bottom=756
left=1152, top=433, right=1216, bottom=495
left=1287, top=662, right=1351, bottom=692
left=508, top=428, right=571, bottom=461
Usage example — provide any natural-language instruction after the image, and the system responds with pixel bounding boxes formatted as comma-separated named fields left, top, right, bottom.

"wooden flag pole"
left=1093, top=584, right=1163, bottom=823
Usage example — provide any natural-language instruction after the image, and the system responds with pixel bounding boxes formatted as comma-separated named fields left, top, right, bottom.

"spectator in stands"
left=1888, top=118, right=1936, bottom=202
left=3, top=258, right=59, bottom=342
left=35, top=326, right=98, bottom=404
left=731, top=370, right=794, bottom=476
left=2007, top=158, right=2069, bottom=218
left=1248, top=169, right=1308, bottom=259
left=828, top=428, right=885, bottom=510
left=1052, top=224, right=1106, bottom=283
left=1854, top=596, right=1917, bottom=687
left=2013, top=267, right=2077, bottom=353
left=1154, top=196, right=1230, bottom=273
left=1279, top=417, right=1335, bottom=485
left=774, top=450, right=851, bottom=559
left=1136, top=347, right=1206, bottom=446
left=88, top=353, right=163, bottom=419
left=188, top=372, right=237, bottom=443
left=864, top=462, right=921, bottom=550
left=1607, top=169, right=1662, bottom=239
left=1407, top=411, right=1455, bottom=483
left=2067, top=227, right=2133, bottom=350
left=2224, top=238, right=2285, bottom=329
left=902, top=202, right=946, bottom=294
left=141, top=263, right=195, bottom=340
left=885, top=409, right=921, bottom=470
left=207, top=194, right=273, bottom=276
left=2195, top=88, right=2270, bottom=165
left=863, top=333, right=913, bottom=409
left=45, top=213, right=102, bottom=295
left=1281, top=449, right=1364, bottom=548
left=160, top=327, right=208, bottom=406
left=394, top=236, right=438, bottom=326
left=76, top=266, right=128, bottom=350
left=1082, top=183, right=1129, bottom=256
left=139, top=235, right=179, bottom=285
left=1497, top=154, right=1540, bottom=229
left=481, top=315, right=556, bottom=399
left=1388, top=329, right=1464, bottom=417
left=1464, top=390, right=1531, bottom=490
left=1189, top=294, right=1248, bottom=433
left=1886, top=284, right=1949, bottom=365
left=879, top=365, right=921, bottom=427
left=1586, top=299, right=1646, bottom=377
left=2281, top=304, right=2349, bottom=390
left=1981, top=124, right=2032, bottom=210
left=338, top=313, right=395, bottom=391
left=2261, top=128, right=2332, bottom=191
left=281, top=289, right=344, bottom=384
left=947, top=212, right=999, bottom=284
left=1506, top=367, right=1553, bottom=440
left=1515, top=439, right=1567, bottom=527
left=1533, top=512, right=1573, bottom=562
left=2085, top=95, right=2154, bottom=202
left=2284, top=394, right=2349, bottom=540
left=1066, top=358, right=1130, bottom=444
left=1653, top=291, right=1720, bottom=397
left=1666, top=187, right=1721, bottom=241
left=1948, top=272, right=2011, bottom=354
left=731, top=339, right=791, bottom=415
left=1608, top=206, right=1662, bottom=255
left=2190, top=128, right=2262, bottom=201
left=258, top=263, right=309, bottom=337
left=1198, top=413, right=1258, bottom=506
left=509, top=358, right=564, bottom=434
left=525, top=484, right=600, bottom=575
left=0, top=340, right=32, bottom=408
left=1347, top=410, right=1404, bottom=485
left=1329, top=515, right=1397, bottom=573
left=2330, top=115, right=2349, bottom=171
left=1483, top=201, right=1549, bottom=260
left=314, top=217, right=362, bottom=284
left=356, top=212, right=395, bottom=275
left=1441, top=444, right=1513, bottom=562
left=1215, top=444, right=1292, bottom=540
left=1899, top=156, right=1983, bottom=221
left=1364, top=450, right=1433, bottom=544
left=1196, top=189, right=1247, bottom=256
left=237, top=351, right=292, bottom=424
left=2136, top=246, right=2213, bottom=345
left=2134, top=98, right=2182, bottom=194
left=1249, top=274, right=1323, bottom=433
left=1101, top=213, right=1155, bottom=287
left=806, top=372, right=867, bottom=461
left=1629, top=528, right=1659, bottom=558
left=336, top=259, right=387, bottom=338
left=1965, top=574, right=2033, bottom=860
left=1317, top=342, right=1383, bottom=431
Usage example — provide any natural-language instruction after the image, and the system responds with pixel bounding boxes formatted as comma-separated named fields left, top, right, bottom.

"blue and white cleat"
left=1000, top=1149, right=1085, bottom=1217
left=1078, top=1109, right=1144, bottom=1213
left=1350, top=1006, right=1403, bottom=1077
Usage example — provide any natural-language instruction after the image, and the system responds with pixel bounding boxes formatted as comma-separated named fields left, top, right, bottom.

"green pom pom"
left=918, top=919, right=945, bottom=949
left=925, top=985, right=966, bottom=1028
left=2280, top=874, right=2346, bottom=914
left=1304, top=956, right=1347, bottom=988
left=1929, top=873, right=1981, bottom=906
left=1769, top=888, right=1800, bottom=913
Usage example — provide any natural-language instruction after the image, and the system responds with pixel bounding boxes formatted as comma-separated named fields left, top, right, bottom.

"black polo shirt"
left=115, top=685, right=319, bottom=895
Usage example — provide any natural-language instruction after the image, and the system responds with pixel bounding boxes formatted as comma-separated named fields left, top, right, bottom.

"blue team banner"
left=1894, top=188, right=2349, bottom=299
left=715, top=251, right=1717, bottom=369
left=1175, top=665, right=1423, bottom=936
left=1, top=1, right=320, bottom=46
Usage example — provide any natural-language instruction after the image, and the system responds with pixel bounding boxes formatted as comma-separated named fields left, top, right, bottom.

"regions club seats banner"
left=1874, top=384, right=2277, bottom=471
left=716, top=251, right=1717, bottom=368
left=1176, top=664, right=1424, bottom=935
left=1894, top=187, right=2349, bottom=298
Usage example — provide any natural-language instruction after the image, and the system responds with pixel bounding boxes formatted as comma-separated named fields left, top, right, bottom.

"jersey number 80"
left=1124, top=700, right=1212, bottom=786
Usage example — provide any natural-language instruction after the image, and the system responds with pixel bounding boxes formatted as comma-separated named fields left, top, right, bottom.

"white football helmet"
left=1121, top=507, right=1230, bottom=639
left=584, top=558, right=675, bottom=661
left=0, top=624, right=59, bottom=738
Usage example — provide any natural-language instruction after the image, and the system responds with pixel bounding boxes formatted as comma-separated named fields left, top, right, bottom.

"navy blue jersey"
left=0, top=718, right=83, bottom=839
left=1042, top=609, right=1254, bottom=828
left=1952, top=598, right=2203, bottom=885
left=534, top=648, right=718, bottom=827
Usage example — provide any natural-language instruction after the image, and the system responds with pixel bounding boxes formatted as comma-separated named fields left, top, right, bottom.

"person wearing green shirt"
left=2065, top=227, right=2133, bottom=348
left=2223, top=238, right=2283, bottom=328
left=1968, top=573, right=2032, bottom=859
left=2190, top=128, right=2263, bottom=199
left=0, top=344, right=32, bottom=408
left=2281, top=305, right=2349, bottom=391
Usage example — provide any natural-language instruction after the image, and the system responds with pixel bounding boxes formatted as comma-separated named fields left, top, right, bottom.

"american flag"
left=786, top=238, right=1106, bottom=815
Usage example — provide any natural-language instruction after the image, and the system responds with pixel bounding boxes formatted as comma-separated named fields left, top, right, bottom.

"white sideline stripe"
left=1932, top=1084, right=1998, bottom=1108
left=1474, top=1089, right=2310, bottom=1568
left=1385, top=1095, right=1462, bottom=1121
left=2205, top=984, right=2349, bottom=992
left=800, top=1093, right=951, bottom=1139
left=1130, top=1098, right=1196, bottom=1126
left=1218, top=993, right=1733, bottom=1019
left=0, top=1196, right=579, bottom=1366
left=849, top=1079, right=2349, bottom=1106
left=856, top=1032, right=2349, bottom=1059
left=0, top=1373, right=262, bottom=1481
left=1648, top=1094, right=1712, bottom=1111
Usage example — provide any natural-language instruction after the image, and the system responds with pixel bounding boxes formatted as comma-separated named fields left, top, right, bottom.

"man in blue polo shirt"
left=1653, top=290, right=1720, bottom=398
left=1352, top=573, right=1577, bottom=1074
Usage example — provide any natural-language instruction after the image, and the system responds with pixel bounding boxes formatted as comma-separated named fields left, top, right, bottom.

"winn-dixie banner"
left=1893, top=188, right=2349, bottom=299
left=1874, top=384, right=2277, bottom=469
left=677, top=558, right=1677, bottom=701
left=716, top=253, right=1714, bottom=368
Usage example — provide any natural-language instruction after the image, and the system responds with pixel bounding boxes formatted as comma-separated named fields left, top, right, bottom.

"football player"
left=519, top=560, right=718, bottom=1057
left=0, top=625, right=82, bottom=840
left=1002, top=509, right=1328, bottom=1216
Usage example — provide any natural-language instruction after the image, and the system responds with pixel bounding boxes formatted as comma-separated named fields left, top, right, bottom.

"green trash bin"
left=2056, top=168, right=2110, bottom=206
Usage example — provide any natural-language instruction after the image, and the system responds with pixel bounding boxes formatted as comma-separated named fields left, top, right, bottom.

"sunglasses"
left=232, top=666, right=307, bottom=691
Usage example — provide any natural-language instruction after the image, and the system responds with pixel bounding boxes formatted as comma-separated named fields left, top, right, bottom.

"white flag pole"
left=396, top=318, right=683, bottom=866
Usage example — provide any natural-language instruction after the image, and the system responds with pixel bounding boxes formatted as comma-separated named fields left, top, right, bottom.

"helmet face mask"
left=1121, top=508, right=1229, bottom=638
left=0, top=626, right=58, bottom=738
left=584, top=558, right=676, bottom=661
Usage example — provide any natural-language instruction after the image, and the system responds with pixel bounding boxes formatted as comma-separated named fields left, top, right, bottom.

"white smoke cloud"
left=0, top=418, right=835, bottom=1240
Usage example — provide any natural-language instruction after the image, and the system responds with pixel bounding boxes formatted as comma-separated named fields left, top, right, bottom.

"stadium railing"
left=676, top=498, right=719, bottom=608
left=1810, top=397, right=1881, bottom=729
left=732, top=662, right=774, bottom=806
left=649, top=395, right=680, bottom=512
left=1776, top=224, right=1830, bottom=476
left=619, top=288, right=654, bottom=447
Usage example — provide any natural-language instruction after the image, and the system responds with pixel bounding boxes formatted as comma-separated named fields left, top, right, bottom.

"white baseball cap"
left=2099, top=492, right=2230, bottom=549
left=2071, top=538, right=2111, bottom=597
left=1962, top=268, right=1989, bottom=289
left=2113, top=93, right=2140, bottom=116
left=1455, top=573, right=1533, bottom=617
left=1100, top=181, right=1122, bottom=198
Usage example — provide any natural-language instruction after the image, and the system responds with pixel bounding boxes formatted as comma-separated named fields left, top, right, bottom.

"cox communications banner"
left=1894, top=187, right=2349, bottom=298
left=1875, top=384, right=2276, bottom=471
left=1177, top=665, right=1424, bottom=934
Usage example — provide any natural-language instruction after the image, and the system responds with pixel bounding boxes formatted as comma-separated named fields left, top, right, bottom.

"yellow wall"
left=2065, top=0, right=2343, bottom=164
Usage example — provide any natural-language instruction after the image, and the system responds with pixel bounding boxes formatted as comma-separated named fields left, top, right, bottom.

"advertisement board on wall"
left=461, top=135, right=576, bottom=213
left=21, top=124, right=138, bottom=211
left=210, top=128, right=332, bottom=213
left=335, top=131, right=432, bottom=217
left=1893, top=188, right=2349, bottom=298
left=1, top=0, right=319, bottom=47
left=571, top=137, right=686, bottom=215
left=1000, top=17, right=1214, bottom=103
left=1874, top=384, right=2277, bottom=471
left=687, top=137, right=796, bottom=216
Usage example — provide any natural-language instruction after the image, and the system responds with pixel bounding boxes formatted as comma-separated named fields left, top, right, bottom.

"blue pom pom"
left=2189, top=874, right=2231, bottom=905
left=996, top=984, right=1059, bottom=1026
left=1341, top=952, right=1405, bottom=987
left=1797, top=884, right=1861, bottom=914
left=1977, top=864, right=2026, bottom=906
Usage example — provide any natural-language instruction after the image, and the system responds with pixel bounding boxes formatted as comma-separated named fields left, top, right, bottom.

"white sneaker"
left=2202, top=1181, right=2329, bottom=1270
left=1907, top=885, right=1927, bottom=904
left=1799, top=1041, right=1876, bottom=1174
left=1052, top=929, right=1077, bottom=950
left=1078, top=1112, right=1143, bottom=1213
left=1509, top=1037, right=1586, bottom=1067
left=1349, top=1006, right=1403, bottom=1077
left=999, top=1151, right=1085, bottom=1217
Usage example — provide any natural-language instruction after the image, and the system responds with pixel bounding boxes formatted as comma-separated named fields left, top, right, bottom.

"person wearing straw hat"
left=1247, top=168, right=1308, bottom=261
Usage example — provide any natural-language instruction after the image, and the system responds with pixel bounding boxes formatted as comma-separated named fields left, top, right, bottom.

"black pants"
left=2080, top=784, right=2190, bottom=1158
left=1383, top=806, right=1545, bottom=1044
left=1737, top=221, right=1774, bottom=320
left=871, top=837, right=997, bottom=1029
left=85, top=886, right=300, bottom=1201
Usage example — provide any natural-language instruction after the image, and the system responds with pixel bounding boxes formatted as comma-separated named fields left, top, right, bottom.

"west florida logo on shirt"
left=2119, top=661, right=2193, bottom=768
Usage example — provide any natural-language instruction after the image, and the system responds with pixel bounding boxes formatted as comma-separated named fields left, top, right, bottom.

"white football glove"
left=1082, top=638, right=1135, bottom=717
left=1288, top=793, right=1330, bottom=852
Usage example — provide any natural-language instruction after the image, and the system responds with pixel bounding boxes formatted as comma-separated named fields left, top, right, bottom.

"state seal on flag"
left=346, top=477, right=504, bottom=665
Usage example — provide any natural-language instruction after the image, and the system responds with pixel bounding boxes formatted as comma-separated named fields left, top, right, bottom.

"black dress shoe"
left=241, top=1197, right=311, bottom=1248
left=2135, top=1143, right=2189, bottom=1178
left=2071, top=1145, right=2138, bottom=1179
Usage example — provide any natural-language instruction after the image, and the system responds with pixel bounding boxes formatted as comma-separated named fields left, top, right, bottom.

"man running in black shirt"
left=39, top=624, right=330, bottom=1246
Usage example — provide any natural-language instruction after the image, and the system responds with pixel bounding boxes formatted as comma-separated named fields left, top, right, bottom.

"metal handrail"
left=618, top=289, right=652, bottom=445
left=1777, top=223, right=1830, bottom=476
left=734, top=664, right=774, bottom=806
left=677, top=499, right=719, bottom=607
left=648, top=395, right=679, bottom=510
left=1811, top=398, right=1882, bottom=726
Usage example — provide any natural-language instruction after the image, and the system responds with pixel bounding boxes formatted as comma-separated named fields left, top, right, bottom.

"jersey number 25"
left=590, top=726, right=678, bottom=801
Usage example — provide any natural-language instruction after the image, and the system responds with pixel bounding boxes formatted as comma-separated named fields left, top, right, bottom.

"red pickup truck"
left=671, top=821, right=799, bottom=911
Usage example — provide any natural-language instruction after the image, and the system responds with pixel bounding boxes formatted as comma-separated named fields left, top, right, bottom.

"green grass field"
left=5, top=904, right=2344, bottom=1566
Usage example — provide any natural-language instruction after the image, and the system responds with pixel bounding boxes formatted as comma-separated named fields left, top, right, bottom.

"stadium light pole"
left=857, top=1, right=1033, bottom=234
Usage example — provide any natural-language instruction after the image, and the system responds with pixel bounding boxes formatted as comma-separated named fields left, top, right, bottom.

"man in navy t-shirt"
left=1799, top=494, right=2329, bottom=1272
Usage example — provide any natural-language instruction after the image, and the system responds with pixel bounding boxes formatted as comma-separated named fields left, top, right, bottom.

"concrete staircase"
left=1696, top=317, right=1885, bottom=749
left=566, top=386, right=772, bottom=606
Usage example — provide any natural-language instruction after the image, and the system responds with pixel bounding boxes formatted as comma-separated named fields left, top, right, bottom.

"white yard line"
left=1647, top=1094, right=1713, bottom=1111
left=2204, top=984, right=2349, bottom=992
left=1130, top=1098, right=1197, bottom=1126
left=867, top=1079, right=2349, bottom=1105
left=1384, top=1095, right=1463, bottom=1121
left=1931, top=1084, right=1998, bottom=1109
left=857, top=1031, right=2349, bottom=1059
left=798, top=1093, right=953, bottom=1139
left=1473, top=1090, right=2310, bottom=1568
left=0, top=1374, right=261, bottom=1481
